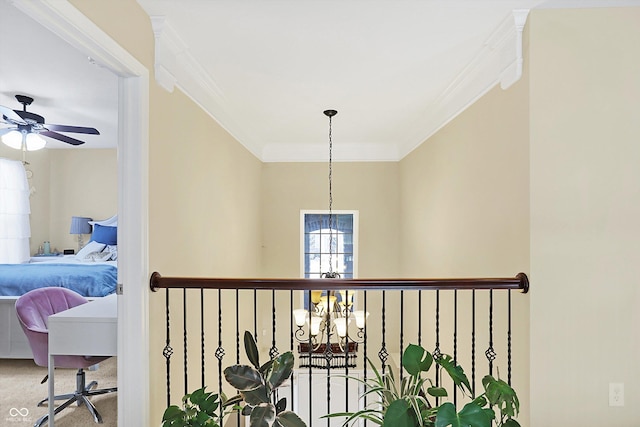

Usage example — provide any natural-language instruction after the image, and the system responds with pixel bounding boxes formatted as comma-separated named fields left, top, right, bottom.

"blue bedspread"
left=0, top=263, right=117, bottom=297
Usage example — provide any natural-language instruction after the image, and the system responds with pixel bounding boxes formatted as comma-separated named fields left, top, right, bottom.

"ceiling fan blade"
left=40, top=130, right=86, bottom=146
left=45, top=124, right=100, bottom=135
left=0, top=105, right=26, bottom=125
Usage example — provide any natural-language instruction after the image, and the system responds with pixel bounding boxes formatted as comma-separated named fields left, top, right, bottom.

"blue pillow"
left=91, top=224, right=117, bottom=245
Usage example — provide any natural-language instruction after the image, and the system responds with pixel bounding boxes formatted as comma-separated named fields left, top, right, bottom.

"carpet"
left=0, top=357, right=117, bottom=426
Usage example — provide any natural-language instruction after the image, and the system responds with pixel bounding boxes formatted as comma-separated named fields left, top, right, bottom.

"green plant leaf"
left=268, top=352, right=294, bottom=390
left=403, top=344, right=433, bottom=376
left=242, top=385, right=270, bottom=405
left=275, top=397, right=287, bottom=414
left=260, top=359, right=275, bottom=375
left=427, top=387, right=448, bottom=398
left=481, top=375, right=519, bottom=418
left=244, top=331, right=261, bottom=369
left=435, top=401, right=493, bottom=427
left=162, top=405, right=184, bottom=422
left=436, top=355, right=472, bottom=395
left=249, top=402, right=276, bottom=427
left=273, top=410, right=307, bottom=427
left=382, top=399, right=419, bottom=427
left=224, top=365, right=264, bottom=391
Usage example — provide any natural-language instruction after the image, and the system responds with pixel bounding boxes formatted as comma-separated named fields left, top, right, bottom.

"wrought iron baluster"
left=400, top=290, right=404, bottom=382
left=270, top=289, right=279, bottom=360
left=183, top=288, right=188, bottom=396
left=453, top=289, right=458, bottom=406
left=472, top=289, right=476, bottom=395
left=378, top=290, right=388, bottom=374
left=215, top=289, right=225, bottom=420
left=200, top=288, right=205, bottom=388
left=163, top=288, right=173, bottom=406
left=254, top=289, right=258, bottom=342
left=290, top=289, right=295, bottom=412
left=236, top=290, right=240, bottom=364
left=363, top=290, right=368, bottom=427
left=418, top=290, right=422, bottom=347
left=324, top=288, right=331, bottom=427
left=345, top=290, right=350, bottom=414
left=434, top=290, right=440, bottom=405
left=508, top=289, right=512, bottom=385
left=486, top=289, right=496, bottom=376
left=307, top=292, right=313, bottom=424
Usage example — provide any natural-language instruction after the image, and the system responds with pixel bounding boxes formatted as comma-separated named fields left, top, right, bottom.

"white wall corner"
left=500, top=9, right=529, bottom=90
left=400, top=8, right=530, bottom=159
left=150, top=16, right=177, bottom=92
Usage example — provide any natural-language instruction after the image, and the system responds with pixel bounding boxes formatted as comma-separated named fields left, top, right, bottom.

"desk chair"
left=15, top=287, right=117, bottom=426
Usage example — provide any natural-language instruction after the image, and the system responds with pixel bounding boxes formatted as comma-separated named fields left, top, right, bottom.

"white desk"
left=47, top=293, right=117, bottom=426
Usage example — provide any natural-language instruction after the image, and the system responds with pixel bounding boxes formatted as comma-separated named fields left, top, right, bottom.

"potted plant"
left=324, top=343, right=520, bottom=427
left=163, top=331, right=307, bottom=427
left=224, top=331, right=307, bottom=427
left=161, top=386, right=239, bottom=427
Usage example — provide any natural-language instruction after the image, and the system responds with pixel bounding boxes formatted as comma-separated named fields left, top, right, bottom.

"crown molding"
left=150, top=15, right=263, bottom=159
left=261, top=142, right=400, bottom=163
left=399, top=9, right=530, bottom=160
left=150, top=10, right=529, bottom=163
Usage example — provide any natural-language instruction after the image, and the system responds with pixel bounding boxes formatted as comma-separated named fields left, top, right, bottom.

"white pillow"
left=104, top=245, right=118, bottom=261
left=84, top=251, right=113, bottom=262
left=75, top=241, right=106, bottom=260
left=89, top=215, right=117, bottom=227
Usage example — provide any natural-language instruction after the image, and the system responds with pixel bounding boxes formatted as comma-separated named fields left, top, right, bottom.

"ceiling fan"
left=0, top=94, right=99, bottom=151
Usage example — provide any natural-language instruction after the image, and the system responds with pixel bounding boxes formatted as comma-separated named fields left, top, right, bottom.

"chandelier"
left=293, top=109, right=369, bottom=368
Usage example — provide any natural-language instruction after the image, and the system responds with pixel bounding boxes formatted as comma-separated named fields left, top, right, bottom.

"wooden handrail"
left=150, top=272, right=529, bottom=293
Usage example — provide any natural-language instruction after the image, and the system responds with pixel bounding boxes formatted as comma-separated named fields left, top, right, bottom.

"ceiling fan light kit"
left=0, top=94, right=100, bottom=152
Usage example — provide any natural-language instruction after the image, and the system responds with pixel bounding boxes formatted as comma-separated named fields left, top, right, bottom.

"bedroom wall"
left=48, top=149, right=117, bottom=252
left=529, top=8, right=640, bottom=426
left=398, top=27, right=531, bottom=426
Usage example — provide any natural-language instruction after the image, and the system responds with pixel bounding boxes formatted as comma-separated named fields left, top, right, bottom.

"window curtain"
left=0, top=158, right=31, bottom=263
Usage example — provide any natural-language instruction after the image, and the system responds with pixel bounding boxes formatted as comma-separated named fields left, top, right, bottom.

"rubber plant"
left=161, top=386, right=239, bottom=427
left=224, top=331, right=307, bottom=427
left=325, top=343, right=520, bottom=427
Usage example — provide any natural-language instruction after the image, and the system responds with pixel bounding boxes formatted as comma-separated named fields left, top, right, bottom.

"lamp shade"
left=1, top=130, right=46, bottom=151
left=70, top=216, right=93, bottom=235
left=1, top=130, right=23, bottom=149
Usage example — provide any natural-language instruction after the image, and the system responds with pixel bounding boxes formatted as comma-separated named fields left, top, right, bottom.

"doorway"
left=9, top=1, right=150, bottom=425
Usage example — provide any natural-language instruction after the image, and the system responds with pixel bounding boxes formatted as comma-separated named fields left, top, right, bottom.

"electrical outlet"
left=609, top=383, right=624, bottom=407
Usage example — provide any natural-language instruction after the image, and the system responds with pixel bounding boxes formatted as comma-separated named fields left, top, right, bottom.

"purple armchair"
left=15, top=287, right=117, bottom=426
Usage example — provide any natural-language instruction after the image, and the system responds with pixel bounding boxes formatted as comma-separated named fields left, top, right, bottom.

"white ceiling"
left=1, top=0, right=638, bottom=159
left=0, top=0, right=118, bottom=150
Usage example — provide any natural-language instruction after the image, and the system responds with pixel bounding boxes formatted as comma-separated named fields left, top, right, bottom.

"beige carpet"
left=0, top=357, right=117, bottom=426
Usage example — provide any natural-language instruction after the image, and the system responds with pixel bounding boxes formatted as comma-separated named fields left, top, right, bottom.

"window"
left=0, top=158, right=31, bottom=263
left=301, top=210, right=358, bottom=279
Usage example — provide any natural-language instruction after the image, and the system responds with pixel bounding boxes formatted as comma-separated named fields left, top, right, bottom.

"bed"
left=0, top=217, right=118, bottom=358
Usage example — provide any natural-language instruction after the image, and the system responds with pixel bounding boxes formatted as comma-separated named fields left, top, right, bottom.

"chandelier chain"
left=328, top=113, right=334, bottom=275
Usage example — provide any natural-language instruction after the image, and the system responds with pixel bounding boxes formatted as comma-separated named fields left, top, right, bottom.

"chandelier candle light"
left=293, top=109, right=369, bottom=369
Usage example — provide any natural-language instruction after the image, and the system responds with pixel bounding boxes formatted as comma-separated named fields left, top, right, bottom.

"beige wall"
left=48, top=149, right=117, bottom=252
left=399, top=34, right=531, bottom=425
left=261, top=162, right=400, bottom=279
left=529, top=8, right=640, bottom=425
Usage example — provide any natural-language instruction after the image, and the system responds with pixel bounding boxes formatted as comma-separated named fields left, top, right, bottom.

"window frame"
left=300, top=210, right=359, bottom=279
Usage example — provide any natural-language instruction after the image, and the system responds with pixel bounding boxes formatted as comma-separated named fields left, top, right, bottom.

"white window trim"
left=300, top=210, right=359, bottom=279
